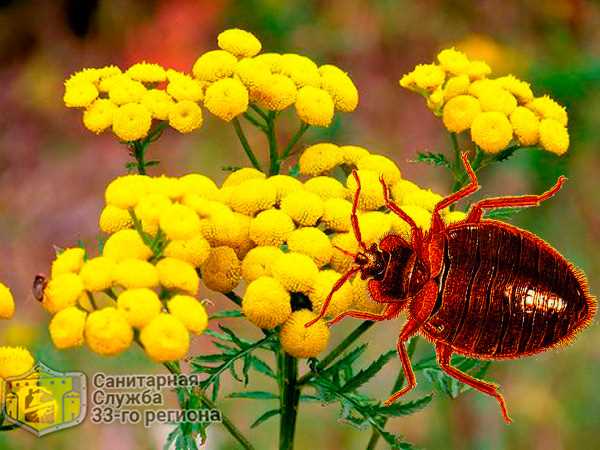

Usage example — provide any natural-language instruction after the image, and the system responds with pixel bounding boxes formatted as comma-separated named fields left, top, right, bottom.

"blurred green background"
left=0, top=1, right=599, bottom=449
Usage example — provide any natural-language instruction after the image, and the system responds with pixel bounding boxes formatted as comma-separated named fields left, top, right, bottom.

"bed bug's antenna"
left=305, top=171, right=370, bottom=328
left=350, top=170, right=369, bottom=252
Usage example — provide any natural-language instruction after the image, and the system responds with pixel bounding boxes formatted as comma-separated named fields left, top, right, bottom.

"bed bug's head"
left=350, top=243, right=389, bottom=281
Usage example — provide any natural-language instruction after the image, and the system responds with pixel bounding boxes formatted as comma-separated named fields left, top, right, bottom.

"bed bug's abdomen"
left=423, top=221, right=595, bottom=359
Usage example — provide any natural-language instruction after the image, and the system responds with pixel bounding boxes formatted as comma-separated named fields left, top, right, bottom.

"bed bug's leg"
left=435, top=342, right=512, bottom=424
left=328, top=302, right=402, bottom=326
left=379, top=175, right=423, bottom=247
left=350, top=170, right=369, bottom=252
left=466, top=175, right=567, bottom=223
left=431, top=152, right=479, bottom=230
left=383, top=319, right=420, bottom=405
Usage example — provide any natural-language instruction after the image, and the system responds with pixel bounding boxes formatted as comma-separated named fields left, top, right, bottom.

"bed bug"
left=306, top=152, right=596, bottom=423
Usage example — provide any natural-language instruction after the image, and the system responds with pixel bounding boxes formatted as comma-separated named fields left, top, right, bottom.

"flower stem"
left=130, top=141, right=147, bottom=175
left=280, top=122, right=309, bottom=161
left=278, top=352, right=299, bottom=450
left=297, top=321, right=375, bottom=385
left=266, top=111, right=279, bottom=175
left=232, top=118, right=263, bottom=172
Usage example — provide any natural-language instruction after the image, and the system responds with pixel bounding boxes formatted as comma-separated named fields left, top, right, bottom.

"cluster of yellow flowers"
left=41, top=172, right=221, bottom=362
left=215, top=144, right=462, bottom=359
left=0, top=282, right=15, bottom=320
left=400, top=48, right=569, bottom=155
left=63, top=28, right=358, bottom=142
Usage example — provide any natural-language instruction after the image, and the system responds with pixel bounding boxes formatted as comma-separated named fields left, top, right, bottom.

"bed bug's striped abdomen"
left=422, top=220, right=595, bottom=359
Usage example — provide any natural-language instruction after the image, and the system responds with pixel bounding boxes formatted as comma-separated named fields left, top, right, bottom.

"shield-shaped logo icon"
left=1, top=362, right=87, bottom=436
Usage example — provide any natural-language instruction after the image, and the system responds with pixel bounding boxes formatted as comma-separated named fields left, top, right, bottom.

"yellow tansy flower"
left=470, top=111, right=513, bottom=153
left=103, top=229, right=152, bottom=262
left=164, top=235, right=211, bottom=267
left=85, top=307, right=133, bottom=356
left=321, top=198, right=352, bottom=232
left=401, top=188, right=443, bottom=212
left=49, top=306, right=86, bottom=349
left=299, top=143, right=343, bottom=176
left=192, top=50, right=238, bottom=82
left=272, top=252, right=319, bottom=294
left=444, top=211, right=468, bottom=225
left=243, top=276, right=291, bottom=329
left=412, top=63, right=445, bottom=90
left=356, top=154, right=401, bottom=185
left=340, top=145, right=370, bottom=166
left=478, top=86, right=517, bottom=115
left=113, top=259, right=159, bottom=289
left=83, top=99, right=117, bottom=133
left=51, top=247, right=85, bottom=278
left=112, top=103, right=153, bottom=141
left=166, top=71, right=205, bottom=102
left=157, top=257, right=200, bottom=295
left=496, top=75, right=533, bottom=104
left=168, top=295, right=208, bottom=334
left=319, top=64, right=359, bottom=112
left=346, top=169, right=385, bottom=210
left=287, top=227, right=333, bottom=268
left=280, top=190, right=324, bottom=226
left=295, top=86, right=335, bottom=127
left=105, top=174, right=150, bottom=209
left=141, top=89, right=174, bottom=121
left=169, top=100, right=203, bottom=133
left=228, top=179, right=277, bottom=216
left=442, top=95, right=481, bottom=133
left=304, top=176, right=347, bottom=200
left=108, top=76, right=147, bottom=105
left=539, top=119, right=569, bottom=155
left=309, top=269, right=353, bottom=318
left=204, top=77, right=249, bottom=121
left=443, top=75, right=470, bottom=101
left=0, top=283, right=15, bottom=319
left=43, top=273, right=84, bottom=314
left=159, top=204, right=201, bottom=241
left=241, top=246, right=284, bottom=282
left=223, top=167, right=266, bottom=187
left=134, top=193, right=172, bottom=227
left=218, top=28, right=262, bottom=57
left=0, top=347, right=35, bottom=379
left=266, top=175, right=303, bottom=204
left=330, top=233, right=359, bottom=273
left=255, top=73, right=297, bottom=111
left=64, top=80, right=98, bottom=108
left=390, top=178, right=421, bottom=204
left=99, top=204, right=133, bottom=234
left=280, top=309, right=330, bottom=358
left=140, top=314, right=190, bottom=362
left=117, top=288, right=162, bottom=328
left=180, top=174, right=220, bottom=200
left=527, top=95, right=568, bottom=127
left=280, top=53, right=321, bottom=88
left=357, top=211, right=392, bottom=245
left=249, top=209, right=295, bottom=246
left=437, top=48, right=470, bottom=75
left=510, top=106, right=540, bottom=146
left=201, top=246, right=241, bottom=293
left=126, top=62, right=167, bottom=83
left=80, top=257, right=116, bottom=292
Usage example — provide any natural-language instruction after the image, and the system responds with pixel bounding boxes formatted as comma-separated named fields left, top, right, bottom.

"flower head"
left=280, top=191, right=324, bottom=226
left=346, top=169, right=385, bottom=210
left=321, top=198, right=352, bottom=232
left=228, top=179, right=277, bottom=216
left=340, top=145, right=370, bottom=165
left=319, top=64, right=359, bottom=112
left=241, top=246, right=284, bottom=282
left=299, top=143, right=343, bottom=176
left=168, top=295, right=208, bottom=334
left=249, top=208, right=295, bottom=246
left=64, top=81, right=98, bottom=108
left=266, top=175, right=303, bottom=204
left=218, top=28, right=262, bottom=57
left=43, top=273, right=84, bottom=314
left=99, top=205, right=133, bottom=234
left=159, top=204, right=201, bottom=241
left=470, top=111, right=513, bottom=153
left=510, top=106, right=539, bottom=146
left=442, top=95, right=481, bottom=133
left=437, top=48, right=470, bottom=75
left=140, top=314, right=190, bottom=362
left=280, top=53, right=321, bottom=88
left=105, top=174, right=150, bottom=209
left=117, top=288, right=162, bottom=328
left=180, top=174, right=220, bottom=199
left=286, top=227, right=333, bottom=268
left=295, top=86, right=334, bottom=126
left=539, top=119, right=569, bottom=155
left=166, top=71, right=205, bottom=102
left=83, top=99, right=117, bottom=133
left=157, top=257, right=200, bottom=295
left=112, top=103, right=152, bottom=141
left=304, top=176, right=347, bottom=200
left=126, top=62, right=167, bottom=83
left=113, top=259, right=159, bottom=289
left=201, top=247, right=241, bottom=293
left=0, top=283, right=15, bottom=319
left=271, top=252, right=319, bottom=294
left=51, top=247, right=86, bottom=278
left=0, top=346, right=35, bottom=379
left=168, top=100, right=203, bottom=133
left=255, top=73, right=297, bottom=111
left=108, top=77, right=147, bottom=105
left=478, top=86, right=517, bottom=115
left=49, top=306, right=86, bottom=349
left=141, top=89, right=174, bottom=120
left=309, top=270, right=353, bottom=318
left=356, top=154, right=401, bottom=185
left=527, top=95, right=567, bottom=126
left=280, top=309, right=330, bottom=358
left=85, top=307, right=133, bottom=356
left=164, top=235, right=211, bottom=267
left=204, top=77, right=249, bottom=121
left=103, top=229, right=153, bottom=262
left=243, top=276, right=291, bottom=329
left=80, top=256, right=116, bottom=292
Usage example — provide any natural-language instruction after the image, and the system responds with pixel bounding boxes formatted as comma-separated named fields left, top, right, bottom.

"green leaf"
left=484, top=207, right=522, bottom=220
left=209, top=309, right=243, bottom=320
left=249, top=356, right=276, bottom=379
left=493, top=146, right=519, bottom=162
left=375, top=394, right=433, bottom=417
left=321, top=343, right=368, bottom=378
left=250, top=409, right=280, bottom=428
left=412, top=152, right=451, bottom=168
left=228, top=391, right=278, bottom=400
left=340, top=350, right=396, bottom=393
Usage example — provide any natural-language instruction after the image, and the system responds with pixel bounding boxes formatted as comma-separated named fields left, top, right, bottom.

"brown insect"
left=306, top=152, right=596, bottom=423
left=32, top=274, right=48, bottom=302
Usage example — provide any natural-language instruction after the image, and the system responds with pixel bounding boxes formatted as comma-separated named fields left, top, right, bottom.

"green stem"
left=223, top=291, right=243, bottom=307
left=266, top=111, right=279, bottom=175
left=232, top=118, right=263, bottom=171
left=279, top=353, right=299, bottom=450
left=250, top=104, right=269, bottom=121
left=162, top=358, right=256, bottom=450
left=243, top=111, right=267, bottom=131
left=131, top=141, right=147, bottom=175
left=298, top=321, right=375, bottom=385
left=280, top=122, right=309, bottom=161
